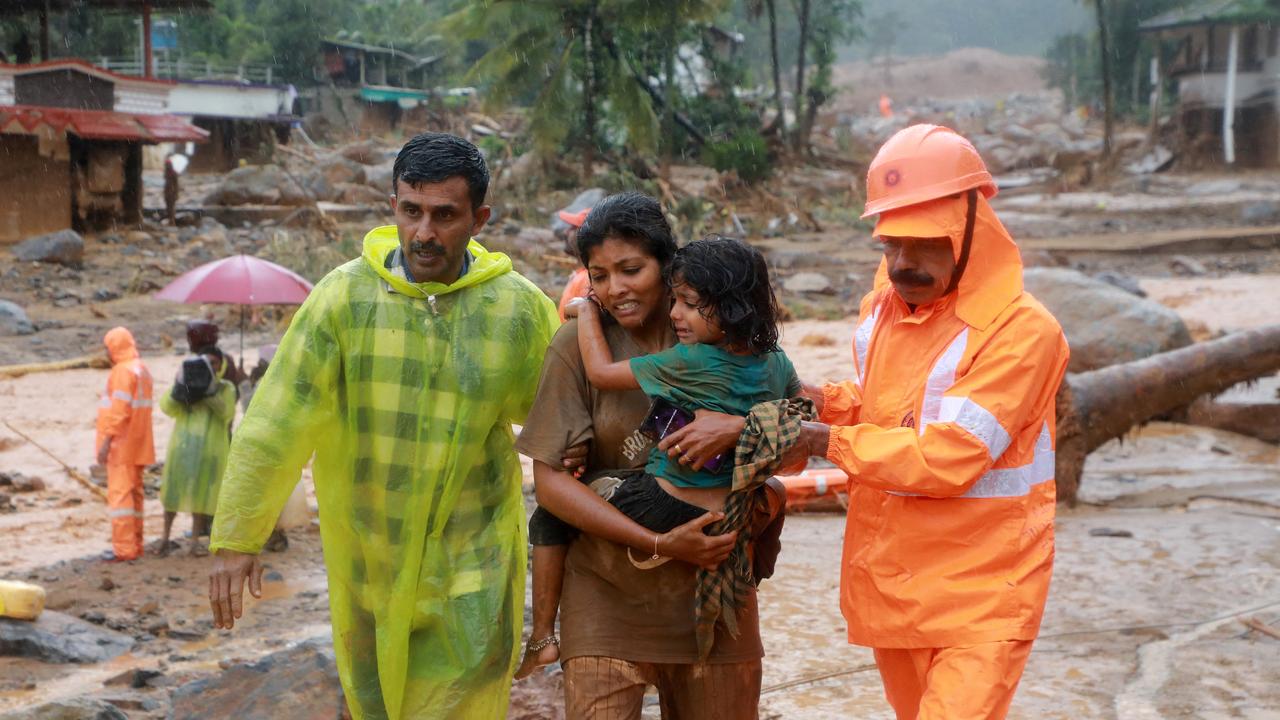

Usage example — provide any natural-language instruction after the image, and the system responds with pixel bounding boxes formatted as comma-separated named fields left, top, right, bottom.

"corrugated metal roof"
left=1141, top=0, right=1280, bottom=31
left=0, top=104, right=209, bottom=142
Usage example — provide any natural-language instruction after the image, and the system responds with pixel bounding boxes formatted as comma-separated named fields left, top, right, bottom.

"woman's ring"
left=675, top=443, right=683, bottom=455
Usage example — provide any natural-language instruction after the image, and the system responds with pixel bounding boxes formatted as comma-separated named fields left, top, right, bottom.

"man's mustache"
left=409, top=241, right=446, bottom=256
left=889, top=268, right=935, bottom=287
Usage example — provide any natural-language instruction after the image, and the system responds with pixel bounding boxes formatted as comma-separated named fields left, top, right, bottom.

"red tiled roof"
left=0, top=104, right=208, bottom=142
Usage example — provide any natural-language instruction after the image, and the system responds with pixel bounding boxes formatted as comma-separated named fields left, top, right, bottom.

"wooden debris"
left=1, top=422, right=106, bottom=501
left=1242, top=617, right=1280, bottom=641
left=0, top=353, right=110, bottom=379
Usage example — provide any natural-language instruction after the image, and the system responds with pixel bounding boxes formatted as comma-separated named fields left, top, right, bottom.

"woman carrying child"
left=515, top=192, right=798, bottom=718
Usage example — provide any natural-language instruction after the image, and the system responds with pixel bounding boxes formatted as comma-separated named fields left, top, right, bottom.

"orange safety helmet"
left=862, top=124, right=997, bottom=219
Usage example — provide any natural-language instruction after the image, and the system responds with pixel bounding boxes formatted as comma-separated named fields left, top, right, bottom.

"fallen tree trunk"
left=1056, top=323, right=1280, bottom=504
left=1185, top=397, right=1280, bottom=444
left=0, top=353, right=110, bottom=379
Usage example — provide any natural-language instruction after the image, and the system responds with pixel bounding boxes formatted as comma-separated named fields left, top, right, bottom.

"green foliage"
left=1044, top=0, right=1184, bottom=118
left=446, top=1, right=726, bottom=168
left=702, top=130, right=771, bottom=183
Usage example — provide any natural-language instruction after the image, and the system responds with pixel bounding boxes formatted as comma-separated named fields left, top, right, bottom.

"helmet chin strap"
left=944, top=189, right=978, bottom=296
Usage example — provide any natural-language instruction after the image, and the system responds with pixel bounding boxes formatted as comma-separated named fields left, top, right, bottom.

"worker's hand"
left=209, top=549, right=263, bottom=630
left=800, top=380, right=825, bottom=416
left=780, top=421, right=831, bottom=469
left=658, top=410, right=745, bottom=471
left=659, top=512, right=737, bottom=570
left=95, top=439, right=111, bottom=467
left=561, top=441, right=590, bottom=479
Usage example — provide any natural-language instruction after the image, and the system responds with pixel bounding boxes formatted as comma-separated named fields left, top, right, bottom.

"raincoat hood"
left=104, top=326, right=140, bottom=364
left=873, top=193, right=1023, bottom=331
left=361, top=225, right=512, bottom=298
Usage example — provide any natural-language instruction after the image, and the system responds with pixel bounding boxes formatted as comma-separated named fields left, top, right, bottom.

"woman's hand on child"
left=560, top=441, right=590, bottom=479
left=658, top=410, right=745, bottom=471
left=660, top=511, right=737, bottom=570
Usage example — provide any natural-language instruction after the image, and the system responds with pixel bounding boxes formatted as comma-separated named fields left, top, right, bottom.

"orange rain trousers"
left=874, top=640, right=1033, bottom=720
left=106, top=463, right=145, bottom=560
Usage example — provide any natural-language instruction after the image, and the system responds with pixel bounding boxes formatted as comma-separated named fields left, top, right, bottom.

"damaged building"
left=1142, top=0, right=1280, bottom=167
left=0, top=60, right=207, bottom=243
left=311, top=37, right=441, bottom=134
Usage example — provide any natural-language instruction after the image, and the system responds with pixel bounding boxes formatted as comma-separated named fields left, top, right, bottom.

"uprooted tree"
left=1055, top=323, right=1280, bottom=504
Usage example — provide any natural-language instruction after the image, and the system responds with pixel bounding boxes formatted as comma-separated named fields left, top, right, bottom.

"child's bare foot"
left=513, top=633, right=559, bottom=680
left=189, top=542, right=209, bottom=558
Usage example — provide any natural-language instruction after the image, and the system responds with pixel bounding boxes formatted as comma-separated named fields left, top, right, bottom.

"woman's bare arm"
left=576, top=301, right=640, bottom=391
left=533, top=460, right=735, bottom=569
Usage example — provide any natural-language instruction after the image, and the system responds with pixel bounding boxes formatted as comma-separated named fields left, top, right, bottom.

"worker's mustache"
left=408, top=240, right=446, bottom=257
left=889, top=268, right=935, bottom=287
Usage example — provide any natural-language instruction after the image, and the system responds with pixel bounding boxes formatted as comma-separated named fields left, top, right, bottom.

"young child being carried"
left=516, top=234, right=800, bottom=679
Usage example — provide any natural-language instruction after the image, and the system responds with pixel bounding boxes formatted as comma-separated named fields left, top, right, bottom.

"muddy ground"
left=3, top=78, right=1280, bottom=714
left=2, top=258, right=1279, bottom=718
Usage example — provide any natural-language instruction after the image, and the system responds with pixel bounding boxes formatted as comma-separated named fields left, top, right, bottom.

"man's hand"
left=209, top=549, right=264, bottom=630
left=780, top=421, right=832, bottom=469
left=96, top=438, right=112, bottom=467
left=561, top=441, right=590, bottom=479
left=658, top=410, right=745, bottom=471
left=658, top=512, right=737, bottom=570
left=800, top=381, right=825, bottom=416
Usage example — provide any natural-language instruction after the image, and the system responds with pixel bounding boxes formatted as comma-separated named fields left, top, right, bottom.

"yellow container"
left=0, top=579, right=46, bottom=621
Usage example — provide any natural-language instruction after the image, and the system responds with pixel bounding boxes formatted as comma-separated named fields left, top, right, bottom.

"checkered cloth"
left=695, top=396, right=815, bottom=659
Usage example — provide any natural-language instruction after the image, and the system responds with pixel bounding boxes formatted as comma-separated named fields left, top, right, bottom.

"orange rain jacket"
left=95, top=328, right=155, bottom=467
left=821, top=194, right=1069, bottom=648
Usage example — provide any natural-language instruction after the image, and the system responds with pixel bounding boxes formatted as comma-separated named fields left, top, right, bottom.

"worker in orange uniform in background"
left=556, top=207, right=591, bottom=322
left=95, top=327, right=156, bottom=562
left=786, top=124, right=1070, bottom=719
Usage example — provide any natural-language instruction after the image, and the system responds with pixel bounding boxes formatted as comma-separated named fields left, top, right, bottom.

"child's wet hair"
left=666, top=235, right=780, bottom=354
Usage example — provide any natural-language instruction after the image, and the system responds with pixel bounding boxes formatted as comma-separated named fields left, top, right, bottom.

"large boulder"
left=0, top=698, right=127, bottom=720
left=314, top=156, right=367, bottom=187
left=363, top=159, right=395, bottom=193
left=204, top=165, right=309, bottom=206
left=1023, top=267, right=1192, bottom=372
left=169, top=639, right=342, bottom=720
left=12, top=229, right=84, bottom=266
left=0, top=300, right=35, bottom=336
left=334, top=182, right=389, bottom=207
left=338, top=139, right=393, bottom=166
left=0, top=611, right=133, bottom=664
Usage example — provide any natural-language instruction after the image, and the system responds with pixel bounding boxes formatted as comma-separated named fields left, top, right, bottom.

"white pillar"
left=1223, top=25, right=1239, bottom=165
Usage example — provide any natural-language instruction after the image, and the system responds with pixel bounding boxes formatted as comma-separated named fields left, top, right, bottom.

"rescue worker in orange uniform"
left=556, top=207, right=591, bottom=322
left=787, top=124, right=1070, bottom=719
left=95, top=327, right=156, bottom=562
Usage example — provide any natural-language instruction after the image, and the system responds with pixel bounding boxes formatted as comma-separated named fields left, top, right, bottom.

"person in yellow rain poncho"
left=207, top=133, right=559, bottom=720
left=157, top=354, right=236, bottom=557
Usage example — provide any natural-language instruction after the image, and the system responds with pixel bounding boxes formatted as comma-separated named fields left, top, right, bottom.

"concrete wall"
left=168, top=82, right=292, bottom=119
left=0, top=135, right=72, bottom=244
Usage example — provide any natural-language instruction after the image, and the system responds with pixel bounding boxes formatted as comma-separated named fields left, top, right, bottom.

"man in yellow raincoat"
left=207, top=132, right=559, bottom=719
left=788, top=125, right=1070, bottom=719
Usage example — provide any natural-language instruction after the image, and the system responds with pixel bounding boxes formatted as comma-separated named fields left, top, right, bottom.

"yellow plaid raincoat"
left=210, top=226, right=558, bottom=719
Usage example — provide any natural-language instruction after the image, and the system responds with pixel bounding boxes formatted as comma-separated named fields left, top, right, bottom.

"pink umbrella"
left=155, top=255, right=314, bottom=367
